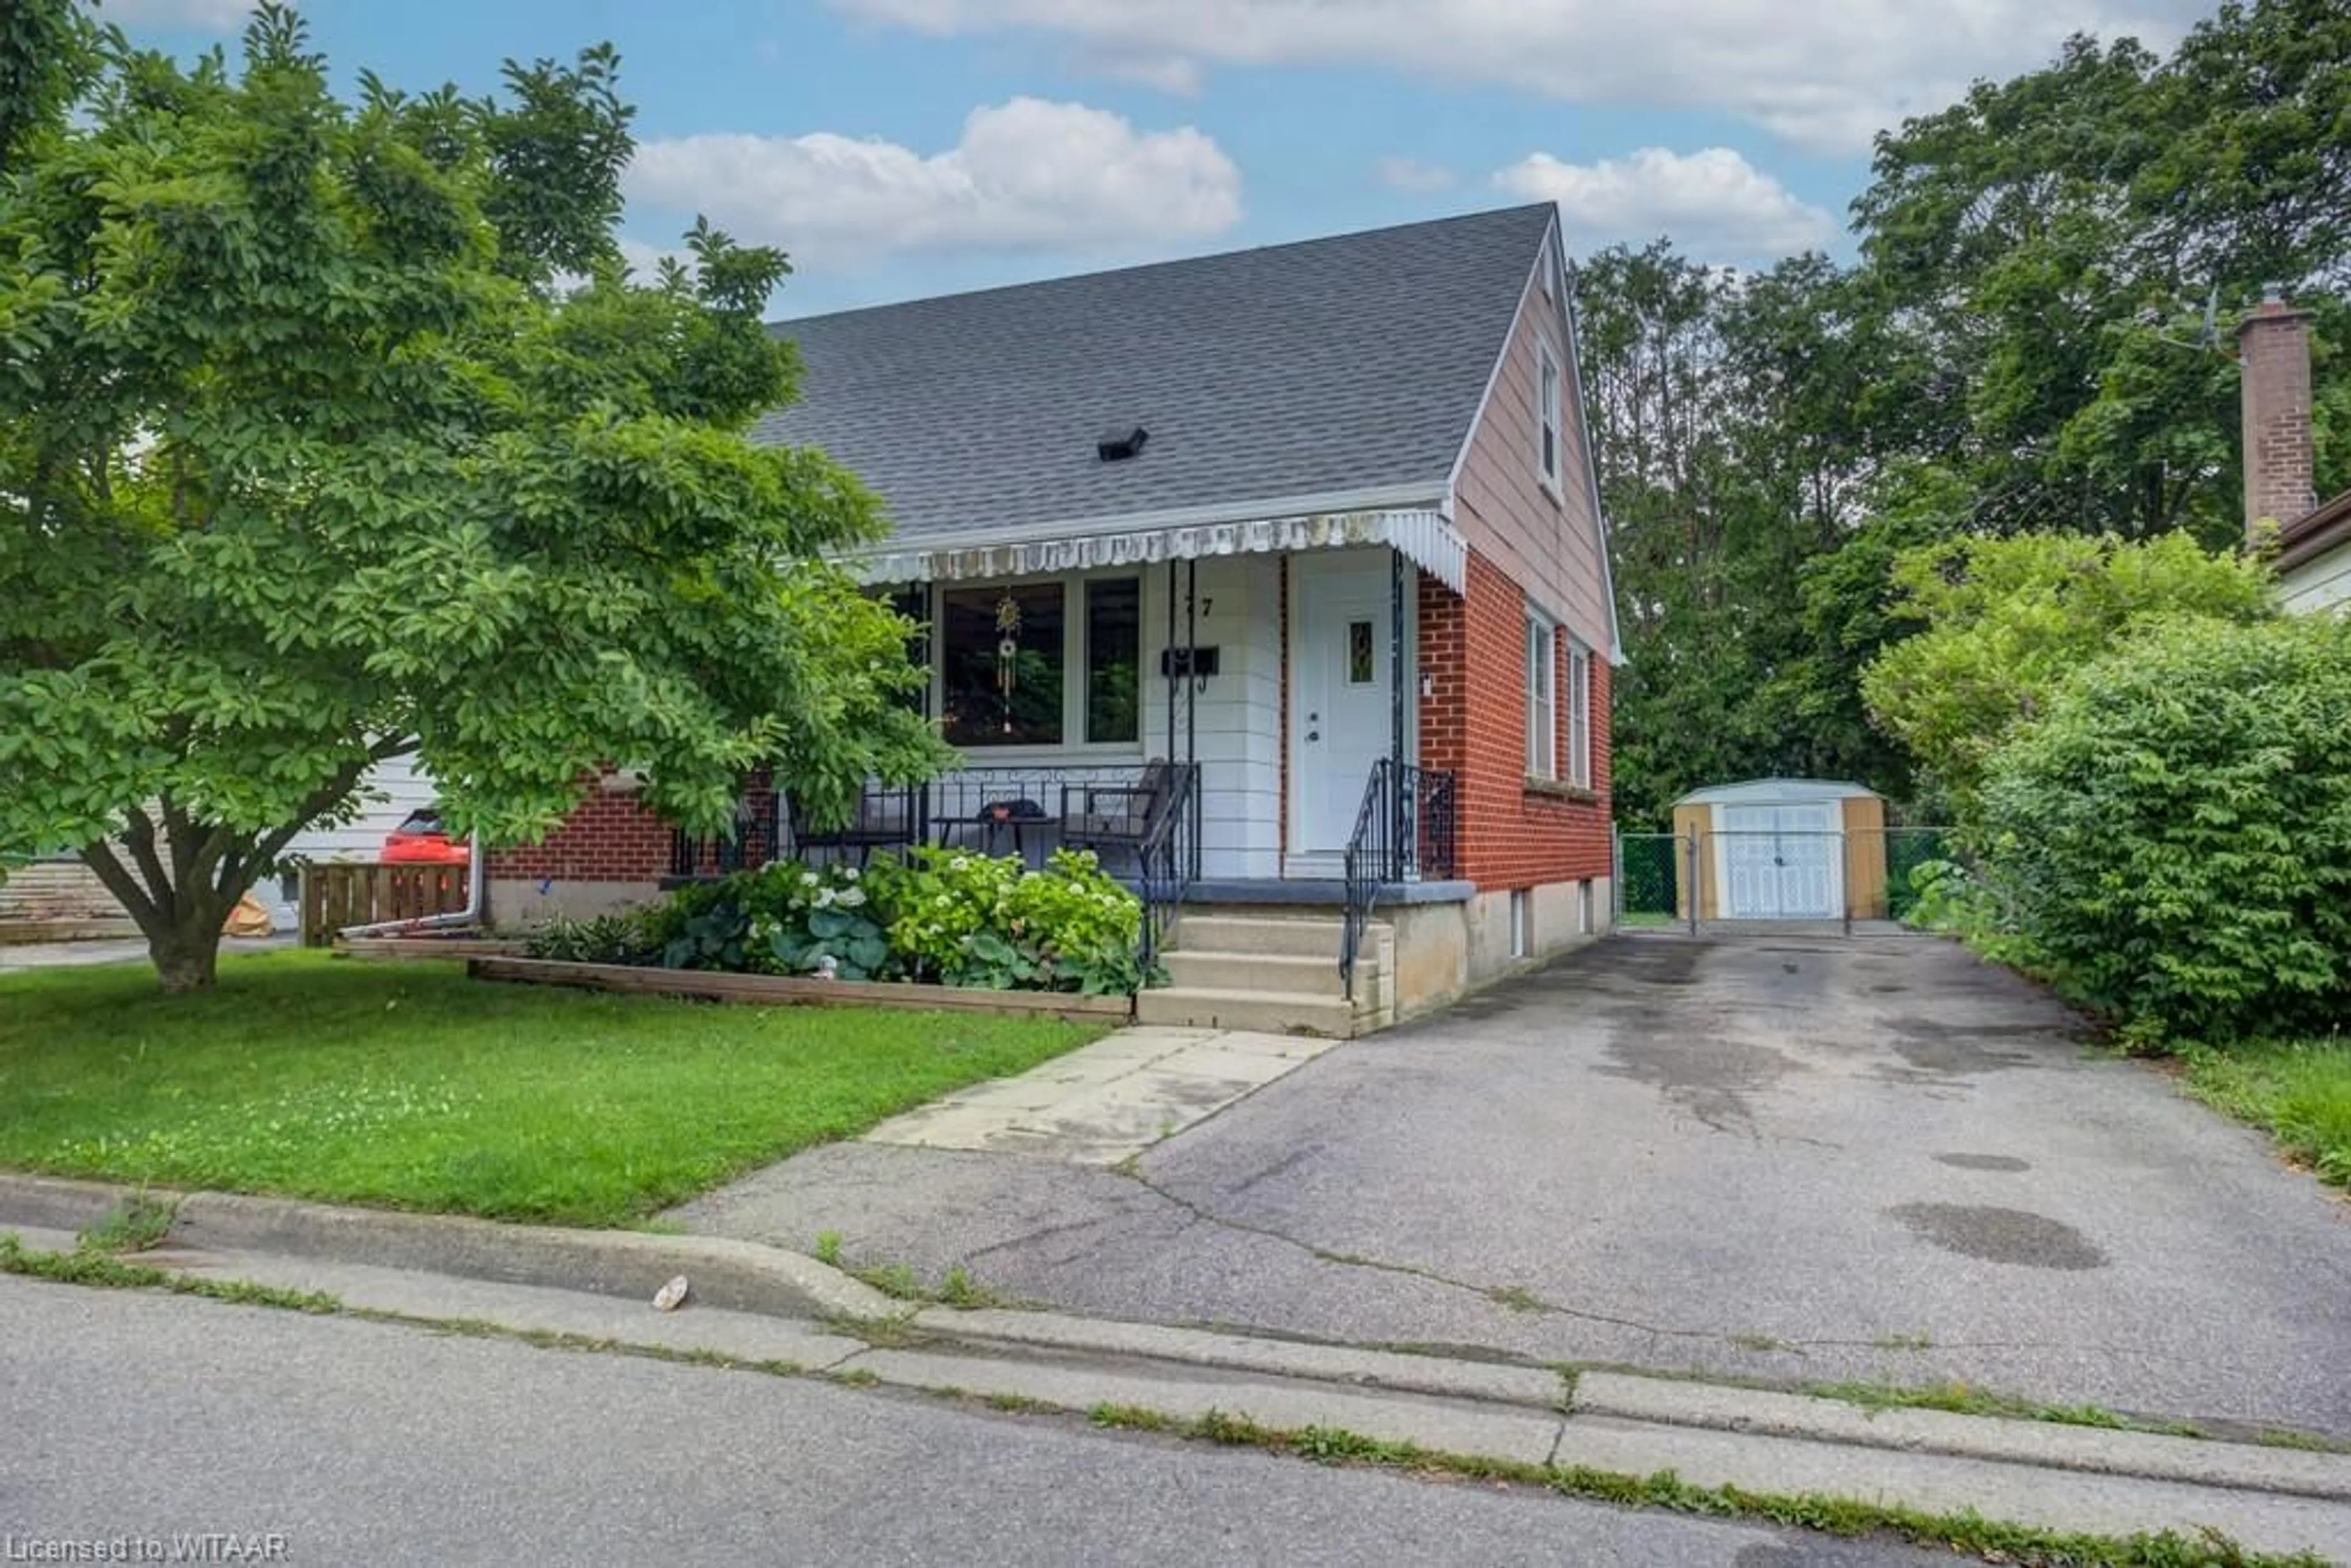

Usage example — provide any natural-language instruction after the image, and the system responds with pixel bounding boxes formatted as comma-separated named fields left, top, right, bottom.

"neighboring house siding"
left=1419, top=549, right=1612, bottom=893
left=2281, top=542, right=2351, bottom=613
left=282, top=754, right=438, bottom=865
left=0, top=858, right=127, bottom=923
left=1449, top=271, right=1612, bottom=658
left=4, top=760, right=427, bottom=925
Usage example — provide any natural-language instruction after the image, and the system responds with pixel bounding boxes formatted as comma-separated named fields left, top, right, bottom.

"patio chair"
left=1060, top=760, right=1176, bottom=871
left=787, top=784, right=926, bottom=866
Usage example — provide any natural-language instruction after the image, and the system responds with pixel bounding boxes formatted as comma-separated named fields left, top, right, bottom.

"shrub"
left=1978, top=613, right=2351, bottom=1043
left=609, top=847, right=1149, bottom=993
left=1862, top=531, right=2274, bottom=828
left=654, top=861, right=893, bottom=980
left=879, top=847, right=1144, bottom=993
left=523, top=910, right=661, bottom=966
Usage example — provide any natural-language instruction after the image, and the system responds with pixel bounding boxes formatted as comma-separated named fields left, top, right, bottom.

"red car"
left=382, top=807, right=470, bottom=865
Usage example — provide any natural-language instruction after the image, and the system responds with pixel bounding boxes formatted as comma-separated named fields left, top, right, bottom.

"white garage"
left=1670, top=778, right=1884, bottom=922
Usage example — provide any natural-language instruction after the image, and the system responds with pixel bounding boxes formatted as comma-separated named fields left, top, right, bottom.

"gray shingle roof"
left=752, top=204, right=1557, bottom=544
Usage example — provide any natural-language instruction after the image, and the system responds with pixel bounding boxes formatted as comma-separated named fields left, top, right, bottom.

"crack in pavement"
left=1117, top=1165, right=1744, bottom=1346
left=1111, top=1166, right=2093, bottom=1361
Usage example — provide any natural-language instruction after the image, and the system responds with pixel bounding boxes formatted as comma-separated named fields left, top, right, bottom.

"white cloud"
left=1078, top=48, right=1204, bottom=95
left=1376, top=156, right=1455, bottom=193
left=1495, top=146, right=1835, bottom=262
left=827, top=0, right=2208, bottom=154
left=103, top=0, right=254, bottom=26
left=625, top=97, right=1242, bottom=268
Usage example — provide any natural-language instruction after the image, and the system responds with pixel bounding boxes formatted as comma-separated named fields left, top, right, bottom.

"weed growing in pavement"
left=77, top=1191, right=178, bottom=1254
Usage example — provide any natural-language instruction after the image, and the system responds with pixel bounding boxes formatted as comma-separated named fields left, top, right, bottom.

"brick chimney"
left=2238, top=284, right=2316, bottom=547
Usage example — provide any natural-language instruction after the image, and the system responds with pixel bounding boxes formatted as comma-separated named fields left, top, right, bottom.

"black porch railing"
left=1127, top=763, right=1202, bottom=972
left=1341, top=760, right=1459, bottom=1000
left=666, top=762, right=1201, bottom=973
left=669, top=793, right=780, bottom=880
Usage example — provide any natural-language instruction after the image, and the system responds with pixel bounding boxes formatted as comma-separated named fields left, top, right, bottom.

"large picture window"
left=937, top=577, right=1141, bottom=749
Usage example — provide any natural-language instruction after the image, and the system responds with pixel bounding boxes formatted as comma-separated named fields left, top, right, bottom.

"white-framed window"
left=929, top=575, right=1142, bottom=750
left=1568, top=643, right=1592, bottom=789
left=1524, top=610, right=1556, bottom=779
left=1535, top=340, right=1562, bottom=490
left=1509, top=888, right=1531, bottom=958
left=1577, top=878, right=1594, bottom=936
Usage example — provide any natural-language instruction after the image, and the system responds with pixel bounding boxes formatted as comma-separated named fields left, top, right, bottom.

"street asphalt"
left=0, top=1275, right=1940, bottom=1567
left=677, top=934, right=2351, bottom=1437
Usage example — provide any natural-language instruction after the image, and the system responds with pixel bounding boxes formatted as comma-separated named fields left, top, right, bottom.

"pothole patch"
left=1886, top=1202, right=2105, bottom=1270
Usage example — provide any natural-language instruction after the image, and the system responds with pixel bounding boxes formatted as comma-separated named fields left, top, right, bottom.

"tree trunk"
left=146, top=912, right=225, bottom=994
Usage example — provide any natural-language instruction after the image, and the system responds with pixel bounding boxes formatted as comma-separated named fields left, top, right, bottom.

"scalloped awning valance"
left=854, top=508, right=1466, bottom=595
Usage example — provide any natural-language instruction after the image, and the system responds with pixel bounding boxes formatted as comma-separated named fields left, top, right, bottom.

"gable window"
left=1536, top=341, right=1563, bottom=490
left=1568, top=643, right=1592, bottom=789
left=1524, top=610, right=1556, bottom=779
left=937, top=576, right=1142, bottom=749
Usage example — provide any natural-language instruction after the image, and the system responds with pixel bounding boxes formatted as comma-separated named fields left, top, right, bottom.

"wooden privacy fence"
left=299, top=863, right=470, bottom=947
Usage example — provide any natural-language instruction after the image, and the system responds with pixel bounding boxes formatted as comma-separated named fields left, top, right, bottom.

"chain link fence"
left=1614, top=827, right=1953, bottom=934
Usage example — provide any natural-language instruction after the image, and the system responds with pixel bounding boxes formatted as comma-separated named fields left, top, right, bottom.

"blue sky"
left=112, top=0, right=2216, bottom=318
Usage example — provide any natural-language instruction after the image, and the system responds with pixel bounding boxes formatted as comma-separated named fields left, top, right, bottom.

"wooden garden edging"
left=467, top=955, right=1135, bottom=1022
left=336, top=935, right=529, bottom=961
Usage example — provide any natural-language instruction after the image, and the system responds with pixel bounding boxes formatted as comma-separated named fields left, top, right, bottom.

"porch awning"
left=854, top=507, right=1468, bottom=595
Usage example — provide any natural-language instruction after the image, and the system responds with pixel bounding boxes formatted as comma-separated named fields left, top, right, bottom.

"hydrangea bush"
left=528, top=847, right=1150, bottom=994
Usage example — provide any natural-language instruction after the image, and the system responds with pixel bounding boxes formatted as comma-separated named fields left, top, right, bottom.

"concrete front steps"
left=1136, top=913, right=1393, bottom=1038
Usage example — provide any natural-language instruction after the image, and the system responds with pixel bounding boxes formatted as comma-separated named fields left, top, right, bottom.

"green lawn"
left=0, top=951, right=1108, bottom=1226
left=2180, top=1038, right=2351, bottom=1189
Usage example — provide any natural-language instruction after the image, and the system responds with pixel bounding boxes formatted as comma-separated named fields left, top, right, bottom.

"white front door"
left=1720, top=803, right=1841, bottom=918
left=1289, top=556, right=1395, bottom=858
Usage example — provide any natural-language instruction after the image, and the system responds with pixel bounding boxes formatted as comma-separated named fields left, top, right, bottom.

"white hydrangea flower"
left=800, top=871, right=819, bottom=887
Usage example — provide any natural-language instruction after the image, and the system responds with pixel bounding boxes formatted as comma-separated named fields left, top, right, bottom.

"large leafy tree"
left=0, top=5, right=946, bottom=991
left=1860, top=531, right=2276, bottom=829
left=1584, top=0, right=2348, bottom=827
left=1576, top=244, right=1911, bottom=825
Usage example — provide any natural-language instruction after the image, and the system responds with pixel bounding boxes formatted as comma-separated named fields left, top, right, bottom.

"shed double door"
left=1720, top=803, right=1841, bottom=920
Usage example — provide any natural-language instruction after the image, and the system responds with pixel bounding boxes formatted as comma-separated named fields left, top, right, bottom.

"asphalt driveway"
left=676, top=934, right=2351, bottom=1437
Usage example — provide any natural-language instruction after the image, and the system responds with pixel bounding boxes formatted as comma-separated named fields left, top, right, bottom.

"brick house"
left=494, top=204, right=1621, bottom=1029
left=2238, top=287, right=2350, bottom=612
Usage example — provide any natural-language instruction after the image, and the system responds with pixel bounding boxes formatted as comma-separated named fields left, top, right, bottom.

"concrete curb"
left=0, top=1174, right=896, bottom=1324
left=0, top=1173, right=132, bottom=1235
left=908, top=1304, right=2351, bottom=1506
left=912, top=1306, right=1568, bottom=1409
left=9, top=1173, right=2346, bottom=1513
left=1571, top=1371, right=2351, bottom=1504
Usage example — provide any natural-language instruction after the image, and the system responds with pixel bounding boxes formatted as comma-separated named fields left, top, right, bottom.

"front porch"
left=677, top=542, right=1469, bottom=1026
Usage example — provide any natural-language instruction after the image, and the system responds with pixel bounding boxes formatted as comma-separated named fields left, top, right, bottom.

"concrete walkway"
left=858, top=1025, right=1341, bottom=1166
